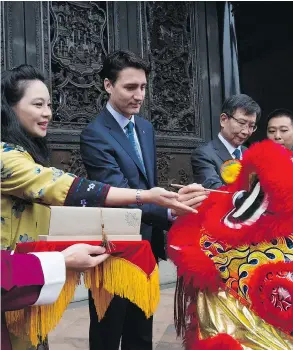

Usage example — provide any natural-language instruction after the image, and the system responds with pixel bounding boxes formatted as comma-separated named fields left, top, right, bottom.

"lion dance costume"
left=168, top=140, right=293, bottom=349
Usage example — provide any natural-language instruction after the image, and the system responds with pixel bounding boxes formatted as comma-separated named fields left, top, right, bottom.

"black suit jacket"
left=80, top=108, right=169, bottom=259
left=191, top=136, right=247, bottom=189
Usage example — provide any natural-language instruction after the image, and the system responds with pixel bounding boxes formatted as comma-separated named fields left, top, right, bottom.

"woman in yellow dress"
left=1, top=64, right=204, bottom=350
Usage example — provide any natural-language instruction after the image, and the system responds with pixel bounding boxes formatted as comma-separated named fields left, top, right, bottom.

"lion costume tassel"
left=168, top=140, right=293, bottom=349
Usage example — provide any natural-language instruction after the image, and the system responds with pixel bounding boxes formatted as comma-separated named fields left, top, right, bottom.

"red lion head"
left=202, top=140, right=293, bottom=246
left=168, top=141, right=293, bottom=347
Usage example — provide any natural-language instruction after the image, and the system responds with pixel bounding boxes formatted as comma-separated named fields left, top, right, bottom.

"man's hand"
left=61, top=244, right=110, bottom=272
left=171, top=183, right=209, bottom=217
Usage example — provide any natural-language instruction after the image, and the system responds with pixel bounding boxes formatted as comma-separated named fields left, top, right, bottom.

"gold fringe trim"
left=84, top=266, right=114, bottom=320
left=6, top=257, right=160, bottom=346
left=5, top=309, right=25, bottom=338
left=6, top=270, right=80, bottom=346
left=101, top=257, right=160, bottom=319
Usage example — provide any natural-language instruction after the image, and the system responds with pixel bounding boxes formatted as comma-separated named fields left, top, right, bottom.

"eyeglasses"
left=227, top=114, right=258, bottom=132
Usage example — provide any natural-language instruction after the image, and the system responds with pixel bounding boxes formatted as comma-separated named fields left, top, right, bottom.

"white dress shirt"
left=106, top=103, right=144, bottom=161
left=218, top=133, right=243, bottom=159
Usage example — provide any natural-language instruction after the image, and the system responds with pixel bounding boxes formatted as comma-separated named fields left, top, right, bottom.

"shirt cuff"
left=168, top=208, right=177, bottom=222
left=64, top=177, right=111, bottom=207
left=30, top=252, right=66, bottom=306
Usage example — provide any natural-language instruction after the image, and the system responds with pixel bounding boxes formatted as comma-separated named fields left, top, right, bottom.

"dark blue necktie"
left=233, top=148, right=241, bottom=160
left=125, top=121, right=146, bottom=174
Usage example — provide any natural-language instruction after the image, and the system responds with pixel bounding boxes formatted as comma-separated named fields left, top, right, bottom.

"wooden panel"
left=205, top=2, right=223, bottom=139
left=1, top=1, right=222, bottom=188
left=2, top=1, right=26, bottom=68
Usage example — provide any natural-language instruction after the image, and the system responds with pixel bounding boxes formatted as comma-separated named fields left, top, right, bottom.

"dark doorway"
left=234, top=2, right=293, bottom=144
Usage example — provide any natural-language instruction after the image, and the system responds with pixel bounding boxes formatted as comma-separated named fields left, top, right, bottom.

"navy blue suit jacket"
left=80, top=108, right=169, bottom=259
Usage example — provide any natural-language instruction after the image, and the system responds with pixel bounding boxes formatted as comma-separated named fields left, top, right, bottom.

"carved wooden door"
left=1, top=1, right=222, bottom=187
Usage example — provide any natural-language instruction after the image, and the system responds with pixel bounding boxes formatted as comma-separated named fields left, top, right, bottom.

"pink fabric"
left=1, top=251, right=45, bottom=350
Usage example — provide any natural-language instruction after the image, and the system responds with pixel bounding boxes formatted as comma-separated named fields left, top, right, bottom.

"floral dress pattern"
left=1, top=142, right=110, bottom=349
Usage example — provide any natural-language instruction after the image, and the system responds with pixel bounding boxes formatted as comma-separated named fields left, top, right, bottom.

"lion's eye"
left=233, top=190, right=249, bottom=209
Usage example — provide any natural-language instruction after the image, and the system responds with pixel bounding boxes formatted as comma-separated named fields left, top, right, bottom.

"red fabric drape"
left=15, top=240, right=156, bottom=277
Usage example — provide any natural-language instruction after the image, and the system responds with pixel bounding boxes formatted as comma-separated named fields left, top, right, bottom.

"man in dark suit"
left=191, top=94, right=261, bottom=189
left=80, top=50, right=207, bottom=350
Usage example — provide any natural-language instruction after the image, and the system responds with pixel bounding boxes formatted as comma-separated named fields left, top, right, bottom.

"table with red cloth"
left=6, top=240, right=160, bottom=347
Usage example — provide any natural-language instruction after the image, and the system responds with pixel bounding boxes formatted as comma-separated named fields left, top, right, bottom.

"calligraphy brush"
left=170, top=184, right=233, bottom=194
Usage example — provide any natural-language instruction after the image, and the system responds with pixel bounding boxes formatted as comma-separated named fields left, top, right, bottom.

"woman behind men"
left=1, top=64, right=206, bottom=350
left=267, top=108, right=293, bottom=151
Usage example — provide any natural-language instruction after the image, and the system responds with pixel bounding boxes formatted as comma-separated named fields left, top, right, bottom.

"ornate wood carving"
left=145, top=1, right=201, bottom=138
left=2, top=1, right=220, bottom=191
left=157, top=152, right=175, bottom=186
left=41, top=2, right=51, bottom=79
left=142, top=2, right=208, bottom=186
left=156, top=150, right=194, bottom=188
left=49, top=1, right=110, bottom=129
left=4, top=2, right=14, bottom=69
left=0, top=2, right=5, bottom=71
left=61, top=150, right=87, bottom=178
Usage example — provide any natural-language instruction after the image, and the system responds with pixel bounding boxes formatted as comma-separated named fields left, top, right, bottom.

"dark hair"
left=267, top=108, right=293, bottom=125
left=99, top=50, right=150, bottom=84
left=221, top=94, right=261, bottom=122
left=1, top=64, right=49, bottom=166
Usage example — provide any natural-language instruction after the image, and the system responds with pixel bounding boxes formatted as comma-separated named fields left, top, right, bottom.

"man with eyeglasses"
left=191, top=94, right=261, bottom=189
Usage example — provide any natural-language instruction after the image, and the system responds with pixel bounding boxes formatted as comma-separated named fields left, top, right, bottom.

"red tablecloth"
left=7, top=240, right=160, bottom=346
left=15, top=240, right=156, bottom=276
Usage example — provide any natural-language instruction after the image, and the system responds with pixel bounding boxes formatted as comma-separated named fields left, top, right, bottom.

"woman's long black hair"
left=1, top=64, right=49, bottom=166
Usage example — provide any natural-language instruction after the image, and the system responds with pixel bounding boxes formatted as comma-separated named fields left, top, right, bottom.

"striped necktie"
left=125, top=121, right=146, bottom=174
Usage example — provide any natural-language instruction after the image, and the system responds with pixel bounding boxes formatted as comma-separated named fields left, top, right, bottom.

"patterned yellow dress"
left=1, top=142, right=110, bottom=349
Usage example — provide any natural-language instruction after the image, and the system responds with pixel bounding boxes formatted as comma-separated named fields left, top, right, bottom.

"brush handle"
left=170, top=184, right=232, bottom=194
